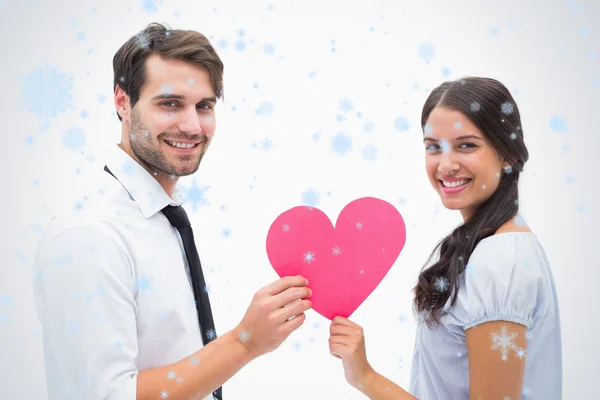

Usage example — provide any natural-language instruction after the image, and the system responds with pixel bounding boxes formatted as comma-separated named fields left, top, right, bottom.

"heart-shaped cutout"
left=266, top=197, right=407, bottom=320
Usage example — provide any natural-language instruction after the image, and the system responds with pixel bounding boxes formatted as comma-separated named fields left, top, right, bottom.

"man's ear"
left=114, top=85, right=131, bottom=121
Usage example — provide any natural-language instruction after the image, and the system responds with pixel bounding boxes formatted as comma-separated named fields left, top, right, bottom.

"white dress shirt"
left=33, top=144, right=215, bottom=400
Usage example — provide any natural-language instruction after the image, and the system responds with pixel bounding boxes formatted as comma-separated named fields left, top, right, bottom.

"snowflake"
left=441, top=67, right=452, bottom=76
left=189, top=355, right=201, bottom=366
left=356, top=222, right=362, bottom=229
left=304, top=251, right=315, bottom=263
left=331, top=132, right=352, bottom=155
left=291, top=340, right=302, bottom=352
left=135, top=273, right=154, bottom=294
left=332, top=246, right=341, bottom=256
left=491, top=325, right=518, bottom=361
left=511, top=214, right=526, bottom=226
left=167, top=371, right=176, bottom=380
left=141, top=0, right=160, bottom=14
left=470, top=101, right=481, bottom=112
left=260, top=138, right=274, bottom=150
left=62, top=126, right=86, bottom=151
left=434, top=276, right=449, bottom=291
left=338, top=97, right=354, bottom=113
left=134, top=32, right=150, bottom=50
left=515, top=347, right=526, bottom=359
left=263, top=44, right=275, bottom=55
left=394, top=116, right=410, bottom=131
left=21, top=62, right=74, bottom=129
left=180, top=178, right=210, bottom=212
left=362, top=144, right=378, bottom=162
left=217, top=39, right=228, bottom=50
left=549, top=115, right=567, bottom=132
left=160, top=390, right=168, bottom=399
left=238, top=329, right=251, bottom=343
left=417, top=42, right=436, bottom=64
left=301, top=188, right=320, bottom=207
left=363, top=121, right=374, bottom=132
left=500, top=101, right=514, bottom=115
left=440, top=139, right=451, bottom=152
left=74, top=200, right=85, bottom=212
left=221, top=228, right=232, bottom=239
left=234, top=40, right=246, bottom=51
left=465, top=262, right=477, bottom=277
left=255, top=101, right=274, bottom=116
left=453, top=121, right=462, bottom=130
left=205, top=329, right=217, bottom=340
left=53, top=254, right=73, bottom=266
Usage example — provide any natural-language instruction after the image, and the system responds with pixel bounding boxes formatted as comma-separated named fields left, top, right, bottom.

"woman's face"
left=423, top=107, right=509, bottom=221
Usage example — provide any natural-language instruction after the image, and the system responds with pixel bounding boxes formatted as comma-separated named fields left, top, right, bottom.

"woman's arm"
left=328, top=317, right=418, bottom=400
left=356, top=368, right=418, bottom=400
left=466, top=320, right=528, bottom=399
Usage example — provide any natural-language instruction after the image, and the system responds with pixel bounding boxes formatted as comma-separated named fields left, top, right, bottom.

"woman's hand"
left=328, top=316, right=375, bottom=389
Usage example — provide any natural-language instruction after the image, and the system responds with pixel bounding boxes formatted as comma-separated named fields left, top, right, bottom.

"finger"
left=328, top=335, right=351, bottom=346
left=330, top=324, right=360, bottom=337
left=274, top=299, right=312, bottom=322
left=262, top=275, right=308, bottom=296
left=332, top=316, right=360, bottom=328
left=329, top=343, right=347, bottom=358
left=280, top=312, right=306, bottom=335
left=272, top=286, right=312, bottom=309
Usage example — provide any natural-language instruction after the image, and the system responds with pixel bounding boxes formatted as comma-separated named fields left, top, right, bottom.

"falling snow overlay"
left=491, top=326, right=519, bottom=361
left=3, top=2, right=590, bottom=399
left=331, top=132, right=352, bottom=155
left=21, top=62, right=74, bottom=129
left=418, top=42, right=435, bottom=64
left=180, top=178, right=210, bottom=213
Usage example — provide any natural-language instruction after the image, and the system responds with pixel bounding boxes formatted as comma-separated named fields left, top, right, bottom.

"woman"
left=328, top=77, right=562, bottom=399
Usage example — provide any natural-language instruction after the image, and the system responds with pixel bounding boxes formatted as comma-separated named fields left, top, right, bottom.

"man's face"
left=125, top=54, right=217, bottom=177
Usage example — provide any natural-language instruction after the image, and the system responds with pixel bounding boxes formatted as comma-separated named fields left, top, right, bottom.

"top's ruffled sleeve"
left=453, top=234, right=542, bottom=330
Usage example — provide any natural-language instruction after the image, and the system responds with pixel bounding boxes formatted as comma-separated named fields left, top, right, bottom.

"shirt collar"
left=103, top=144, right=182, bottom=219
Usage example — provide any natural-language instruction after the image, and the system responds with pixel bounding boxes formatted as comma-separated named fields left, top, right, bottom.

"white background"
left=0, top=0, right=598, bottom=398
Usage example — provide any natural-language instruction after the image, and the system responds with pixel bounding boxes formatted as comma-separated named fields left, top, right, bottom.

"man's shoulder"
left=38, top=187, right=136, bottom=246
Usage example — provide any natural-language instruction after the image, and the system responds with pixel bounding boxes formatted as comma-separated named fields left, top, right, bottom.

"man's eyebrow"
left=151, top=94, right=218, bottom=103
left=423, top=135, right=484, bottom=142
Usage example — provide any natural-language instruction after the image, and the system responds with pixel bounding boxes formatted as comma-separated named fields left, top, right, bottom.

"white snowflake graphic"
left=21, top=62, right=74, bottom=129
left=304, top=251, right=315, bottom=263
left=491, top=325, right=518, bottom=361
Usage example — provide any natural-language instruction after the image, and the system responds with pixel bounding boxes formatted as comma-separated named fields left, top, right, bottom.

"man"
left=33, top=22, right=312, bottom=400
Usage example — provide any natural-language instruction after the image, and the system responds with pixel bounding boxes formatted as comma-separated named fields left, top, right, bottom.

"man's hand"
left=234, top=275, right=312, bottom=358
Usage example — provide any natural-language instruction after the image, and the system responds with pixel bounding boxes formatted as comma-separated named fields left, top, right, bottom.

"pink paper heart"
left=266, top=197, right=406, bottom=320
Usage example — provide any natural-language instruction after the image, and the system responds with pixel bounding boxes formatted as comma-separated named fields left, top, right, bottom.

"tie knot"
left=161, top=205, right=191, bottom=229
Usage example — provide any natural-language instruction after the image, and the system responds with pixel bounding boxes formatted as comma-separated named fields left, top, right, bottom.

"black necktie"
left=104, top=166, right=222, bottom=400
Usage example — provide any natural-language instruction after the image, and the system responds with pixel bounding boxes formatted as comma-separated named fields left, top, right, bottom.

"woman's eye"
left=459, top=142, right=476, bottom=149
left=425, top=144, right=439, bottom=153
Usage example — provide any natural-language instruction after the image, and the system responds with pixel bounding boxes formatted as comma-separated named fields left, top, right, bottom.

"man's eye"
left=197, top=103, right=212, bottom=110
left=161, top=101, right=177, bottom=108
